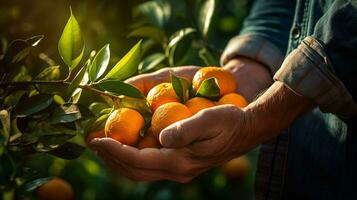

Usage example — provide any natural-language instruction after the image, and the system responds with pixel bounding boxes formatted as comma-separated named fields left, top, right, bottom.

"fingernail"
left=90, top=138, right=101, bottom=146
left=159, top=130, right=173, bottom=147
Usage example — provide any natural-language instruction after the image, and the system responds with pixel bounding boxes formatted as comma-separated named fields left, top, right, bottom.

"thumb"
left=159, top=113, right=210, bottom=148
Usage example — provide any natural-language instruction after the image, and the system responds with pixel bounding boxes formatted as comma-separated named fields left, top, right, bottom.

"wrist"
left=223, top=57, right=273, bottom=102
left=243, top=81, right=314, bottom=144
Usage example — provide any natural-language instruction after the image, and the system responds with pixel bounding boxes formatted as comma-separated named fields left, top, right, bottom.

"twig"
left=0, top=80, right=118, bottom=99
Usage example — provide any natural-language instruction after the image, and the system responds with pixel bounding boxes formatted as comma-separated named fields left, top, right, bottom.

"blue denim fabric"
left=283, top=109, right=357, bottom=199
left=239, top=0, right=357, bottom=199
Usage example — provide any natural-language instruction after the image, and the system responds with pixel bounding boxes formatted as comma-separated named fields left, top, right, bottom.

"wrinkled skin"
left=90, top=57, right=312, bottom=182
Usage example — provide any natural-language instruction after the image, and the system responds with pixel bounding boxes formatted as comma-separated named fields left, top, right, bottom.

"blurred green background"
left=0, top=0, right=258, bottom=199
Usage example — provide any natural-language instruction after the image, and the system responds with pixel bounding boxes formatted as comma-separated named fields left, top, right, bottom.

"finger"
left=96, top=150, right=197, bottom=183
left=91, top=138, right=186, bottom=172
left=125, top=66, right=199, bottom=95
left=159, top=108, right=218, bottom=148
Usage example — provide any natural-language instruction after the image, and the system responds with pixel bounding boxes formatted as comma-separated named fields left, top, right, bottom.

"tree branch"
left=0, top=80, right=118, bottom=99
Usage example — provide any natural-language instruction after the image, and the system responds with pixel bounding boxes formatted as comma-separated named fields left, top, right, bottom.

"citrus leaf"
left=90, top=113, right=110, bottom=132
left=89, top=102, right=109, bottom=116
left=171, top=73, right=191, bottom=102
left=67, top=61, right=89, bottom=96
left=105, top=40, right=142, bottom=80
left=196, top=77, right=220, bottom=100
left=12, top=94, right=53, bottom=117
left=168, top=27, right=196, bottom=48
left=168, top=28, right=196, bottom=66
left=88, top=44, right=110, bottom=81
left=25, top=35, right=44, bottom=47
left=4, top=39, right=31, bottom=64
left=119, top=96, right=151, bottom=115
left=34, top=133, right=76, bottom=151
left=48, top=142, right=85, bottom=160
left=34, top=65, right=61, bottom=80
left=94, top=80, right=145, bottom=99
left=20, top=177, right=53, bottom=193
left=138, top=53, right=166, bottom=73
left=50, top=104, right=82, bottom=124
left=133, top=0, right=170, bottom=27
left=128, top=26, right=165, bottom=44
left=199, top=48, right=219, bottom=66
left=58, top=8, right=84, bottom=69
left=198, top=0, right=216, bottom=37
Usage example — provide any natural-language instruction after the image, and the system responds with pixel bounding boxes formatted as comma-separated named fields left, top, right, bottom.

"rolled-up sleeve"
left=274, top=37, right=357, bottom=118
left=221, top=0, right=296, bottom=74
left=274, top=0, right=357, bottom=118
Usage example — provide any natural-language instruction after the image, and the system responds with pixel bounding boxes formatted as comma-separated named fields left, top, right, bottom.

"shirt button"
left=292, top=27, right=301, bottom=39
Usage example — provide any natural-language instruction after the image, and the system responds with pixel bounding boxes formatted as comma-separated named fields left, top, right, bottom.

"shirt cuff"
left=274, top=36, right=357, bottom=118
left=220, top=34, right=285, bottom=75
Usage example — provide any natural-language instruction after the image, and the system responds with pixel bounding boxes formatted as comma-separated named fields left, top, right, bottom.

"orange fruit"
left=217, top=93, right=248, bottom=108
left=222, top=156, right=250, bottom=181
left=151, top=102, right=192, bottom=139
left=136, top=128, right=162, bottom=149
left=185, top=97, right=216, bottom=115
left=192, top=66, right=237, bottom=96
left=105, top=108, right=144, bottom=146
left=85, top=129, right=105, bottom=144
left=37, top=177, right=73, bottom=200
left=146, top=82, right=180, bottom=112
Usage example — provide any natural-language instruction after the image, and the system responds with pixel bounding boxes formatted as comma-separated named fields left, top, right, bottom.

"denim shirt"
left=221, top=0, right=357, bottom=199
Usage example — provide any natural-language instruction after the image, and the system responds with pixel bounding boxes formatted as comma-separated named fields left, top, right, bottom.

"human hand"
left=90, top=104, right=253, bottom=182
left=125, top=66, right=199, bottom=95
left=223, top=57, right=272, bottom=102
left=91, top=82, right=313, bottom=182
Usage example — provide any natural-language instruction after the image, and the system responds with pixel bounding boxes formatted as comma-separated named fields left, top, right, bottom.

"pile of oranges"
left=86, top=66, right=248, bottom=149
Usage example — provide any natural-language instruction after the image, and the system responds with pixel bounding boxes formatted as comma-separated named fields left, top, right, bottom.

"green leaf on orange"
left=195, top=77, right=220, bottom=100
left=171, top=73, right=191, bottom=103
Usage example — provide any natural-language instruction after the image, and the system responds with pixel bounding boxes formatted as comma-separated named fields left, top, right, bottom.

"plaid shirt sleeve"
left=220, top=34, right=285, bottom=75
left=274, top=36, right=357, bottom=118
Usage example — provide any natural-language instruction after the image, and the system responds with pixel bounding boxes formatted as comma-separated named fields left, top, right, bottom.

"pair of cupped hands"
left=89, top=57, right=281, bottom=182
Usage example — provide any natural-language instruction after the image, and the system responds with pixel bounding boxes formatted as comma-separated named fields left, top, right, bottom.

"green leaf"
left=89, top=102, right=109, bottom=116
left=105, top=40, right=142, bottom=80
left=168, top=28, right=196, bottom=66
left=134, top=0, right=171, bottom=27
left=196, top=77, right=220, bottom=100
left=95, top=80, right=145, bottom=99
left=25, top=35, right=44, bottom=47
left=20, top=177, right=53, bottom=193
left=13, top=94, right=53, bottom=117
left=37, top=133, right=76, bottom=148
left=4, top=39, right=31, bottom=64
left=128, top=26, right=166, bottom=44
left=50, top=104, right=82, bottom=124
left=88, top=44, right=110, bottom=81
left=171, top=73, right=191, bottom=102
left=53, top=95, right=65, bottom=105
left=119, top=96, right=151, bottom=115
left=48, top=142, right=85, bottom=160
left=58, top=8, right=84, bottom=69
left=138, top=53, right=166, bottom=73
left=168, top=28, right=196, bottom=48
left=90, top=113, right=110, bottom=132
left=34, top=65, right=61, bottom=80
left=198, top=48, right=219, bottom=66
left=67, top=61, right=89, bottom=96
left=198, top=0, right=216, bottom=37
